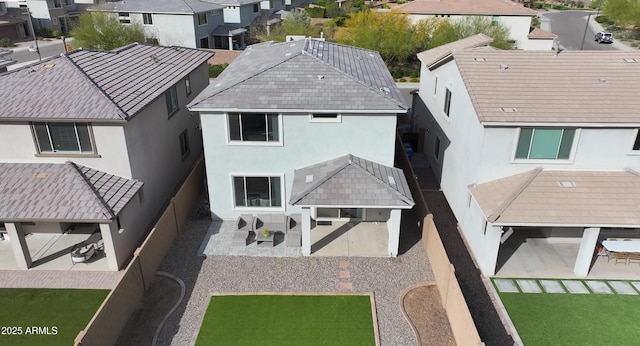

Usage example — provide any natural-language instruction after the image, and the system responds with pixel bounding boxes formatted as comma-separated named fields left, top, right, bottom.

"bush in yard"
left=305, top=7, right=326, bottom=18
left=209, top=63, right=228, bottom=78
left=52, top=30, right=63, bottom=38
left=0, top=38, right=13, bottom=47
left=410, top=77, right=419, bottom=82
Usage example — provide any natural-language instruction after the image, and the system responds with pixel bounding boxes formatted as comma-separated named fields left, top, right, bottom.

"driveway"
left=156, top=210, right=434, bottom=346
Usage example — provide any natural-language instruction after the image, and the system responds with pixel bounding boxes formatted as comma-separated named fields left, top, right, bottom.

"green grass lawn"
left=195, top=294, right=376, bottom=346
left=498, top=285, right=640, bottom=345
left=0, top=288, right=109, bottom=346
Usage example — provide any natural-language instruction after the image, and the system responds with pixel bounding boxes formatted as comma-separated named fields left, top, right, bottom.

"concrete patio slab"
left=516, top=279, right=542, bottom=293
left=539, top=280, right=566, bottom=293
left=494, top=279, right=519, bottom=293
left=198, top=221, right=301, bottom=257
left=608, top=281, right=638, bottom=295
left=311, top=222, right=388, bottom=257
left=585, top=281, right=613, bottom=294
left=562, top=280, right=590, bottom=294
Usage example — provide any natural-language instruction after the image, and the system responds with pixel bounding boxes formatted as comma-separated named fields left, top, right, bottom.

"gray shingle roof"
left=90, top=0, right=225, bottom=14
left=289, top=154, right=414, bottom=208
left=189, top=40, right=407, bottom=112
left=0, top=162, right=143, bottom=222
left=0, top=43, right=213, bottom=121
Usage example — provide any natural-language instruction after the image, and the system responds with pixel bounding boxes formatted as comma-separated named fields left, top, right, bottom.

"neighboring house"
left=0, top=2, right=29, bottom=41
left=188, top=39, right=414, bottom=257
left=90, top=0, right=288, bottom=50
left=6, top=0, right=80, bottom=33
left=0, top=43, right=212, bottom=270
left=397, top=0, right=539, bottom=49
left=413, top=35, right=640, bottom=277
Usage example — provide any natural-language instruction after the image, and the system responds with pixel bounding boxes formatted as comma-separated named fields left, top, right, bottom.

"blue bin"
left=403, top=143, right=413, bottom=160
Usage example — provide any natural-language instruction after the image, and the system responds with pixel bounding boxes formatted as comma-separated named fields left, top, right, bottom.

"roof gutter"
left=0, top=117, right=128, bottom=124
left=492, top=222, right=640, bottom=229
left=482, top=121, right=640, bottom=128
left=290, top=204, right=415, bottom=209
left=190, top=107, right=407, bottom=114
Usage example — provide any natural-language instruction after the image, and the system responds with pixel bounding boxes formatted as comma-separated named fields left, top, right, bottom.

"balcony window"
left=228, top=113, right=280, bottom=143
left=515, top=128, right=576, bottom=160
left=444, top=88, right=452, bottom=117
left=33, top=122, right=94, bottom=154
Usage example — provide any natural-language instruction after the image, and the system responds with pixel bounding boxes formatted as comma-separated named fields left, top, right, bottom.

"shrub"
left=595, top=15, right=609, bottom=24
left=409, top=71, right=419, bottom=78
left=37, top=28, right=53, bottom=38
left=410, top=77, right=419, bottom=82
left=397, top=0, right=406, bottom=4
left=576, top=1, right=584, bottom=8
left=52, top=30, right=63, bottom=38
left=305, top=7, right=326, bottom=18
left=208, top=63, right=228, bottom=78
left=391, top=68, right=404, bottom=79
left=631, top=42, right=639, bottom=47
left=397, top=78, right=406, bottom=82
left=0, top=38, right=13, bottom=47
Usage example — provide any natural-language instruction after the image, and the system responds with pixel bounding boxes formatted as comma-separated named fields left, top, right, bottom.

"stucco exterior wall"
left=223, top=7, right=241, bottom=24
left=0, top=121, right=132, bottom=178
left=128, top=13, right=197, bottom=48
left=521, top=37, right=555, bottom=50
left=201, top=112, right=398, bottom=219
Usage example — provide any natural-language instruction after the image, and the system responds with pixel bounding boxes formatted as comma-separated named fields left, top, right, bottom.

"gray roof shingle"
left=189, top=40, right=407, bottom=112
left=0, top=162, right=143, bottom=222
left=289, top=154, right=414, bottom=208
left=90, top=0, right=225, bottom=14
left=0, top=43, right=213, bottom=121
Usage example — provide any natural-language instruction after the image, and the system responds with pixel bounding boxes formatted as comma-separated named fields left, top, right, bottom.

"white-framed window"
left=309, top=113, right=341, bottom=123
left=253, top=3, right=259, bottom=12
left=184, top=74, right=192, bottom=96
left=197, top=13, right=207, bottom=25
left=443, top=88, right=452, bottom=117
left=632, top=129, right=640, bottom=152
left=232, top=175, right=283, bottom=208
left=118, top=12, right=131, bottom=24
left=433, top=76, right=438, bottom=96
left=143, top=13, right=153, bottom=25
left=165, top=85, right=178, bottom=117
left=179, top=129, right=190, bottom=159
left=32, top=122, right=94, bottom=154
left=227, top=113, right=281, bottom=144
left=434, top=136, right=441, bottom=160
left=515, top=128, right=576, bottom=160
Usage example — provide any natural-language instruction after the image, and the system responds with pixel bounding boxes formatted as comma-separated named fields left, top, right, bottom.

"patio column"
left=387, top=209, right=401, bottom=257
left=301, top=207, right=311, bottom=256
left=99, top=222, right=120, bottom=271
left=228, top=36, right=233, bottom=50
left=5, top=222, right=32, bottom=269
left=479, top=222, right=502, bottom=276
left=573, top=227, right=600, bottom=277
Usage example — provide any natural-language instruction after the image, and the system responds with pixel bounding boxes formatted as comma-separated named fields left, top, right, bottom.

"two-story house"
left=0, top=1, right=29, bottom=41
left=6, top=0, right=80, bottom=33
left=0, top=43, right=212, bottom=270
left=398, top=0, right=553, bottom=50
left=90, top=0, right=287, bottom=50
left=188, top=40, right=415, bottom=257
left=413, top=35, right=640, bottom=277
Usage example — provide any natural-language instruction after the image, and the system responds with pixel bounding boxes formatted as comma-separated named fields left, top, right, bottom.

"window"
left=33, top=122, right=94, bottom=154
left=515, top=128, right=576, bottom=160
left=433, top=76, right=438, bottom=96
left=632, top=130, right=640, bottom=151
left=118, top=12, right=130, bottom=24
left=179, top=129, right=190, bottom=159
left=253, top=3, right=259, bottom=12
left=199, top=37, right=209, bottom=48
left=269, top=0, right=274, bottom=8
left=492, top=16, right=500, bottom=25
left=53, top=0, right=62, bottom=8
left=197, top=13, right=207, bottom=25
left=165, top=85, right=178, bottom=116
left=63, top=0, right=71, bottom=6
left=228, top=113, right=280, bottom=143
left=434, top=136, right=441, bottom=160
left=143, top=13, right=153, bottom=25
left=184, top=75, right=192, bottom=96
left=233, top=176, right=282, bottom=208
left=309, top=113, right=341, bottom=123
left=443, top=88, right=452, bottom=116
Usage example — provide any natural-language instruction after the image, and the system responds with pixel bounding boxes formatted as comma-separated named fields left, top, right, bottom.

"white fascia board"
left=188, top=107, right=406, bottom=114
left=482, top=121, right=640, bottom=128
left=292, top=204, right=414, bottom=209
left=492, top=222, right=640, bottom=228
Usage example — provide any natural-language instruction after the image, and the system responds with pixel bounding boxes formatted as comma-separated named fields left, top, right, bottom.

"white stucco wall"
left=200, top=112, right=398, bottom=219
left=0, top=121, right=132, bottom=178
left=520, top=37, right=555, bottom=51
left=125, top=13, right=197, bottom=48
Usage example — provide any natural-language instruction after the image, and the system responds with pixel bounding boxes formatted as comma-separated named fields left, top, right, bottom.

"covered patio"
left=211, top=25, right=247, bottom=50
left=289, top=154, right=415, bottom=257
left=469, top=168, right=640, bottom=278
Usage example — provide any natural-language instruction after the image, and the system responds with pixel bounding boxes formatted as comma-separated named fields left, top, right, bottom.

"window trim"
left=197, top=12, right=207, bottom=26
left=230, top=173, right=285, bottom=211
left=512, top=127, right=579, bottom=162
left=52, top=0, right=62, bottom=8
left=179, top=129, right=190, bottom=160
left=142, top=13, right=153, bottom=25
left=199, top=36, right=210, bottom=49
left=309, top=113, right=341, bottom=123
left=31, top=122, right=97, bottom=156
left=226, top=113, right=283, bottom=146
left=165, top=85, right=179, bottom=118
left=118, top=12, right=131, bottom=24
left=184, top=74, right=192, bottom=96
left=253, top=3, right=260, bottom=12
left=443, top=88, right=452, bottom=117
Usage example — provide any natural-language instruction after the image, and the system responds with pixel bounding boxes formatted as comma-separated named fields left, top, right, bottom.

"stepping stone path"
left=494, top=278, right=640, bottom=295
left=338, top=260, right=353, bottom=291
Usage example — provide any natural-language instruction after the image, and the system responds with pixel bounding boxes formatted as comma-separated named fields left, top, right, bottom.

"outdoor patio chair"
left=612, top=252, right=629, bottom=265
left=232, top=214, right=254, bottom=246
left=628, top=253, right=640, bottom=265
left=285, top=214, right=302, bottom=247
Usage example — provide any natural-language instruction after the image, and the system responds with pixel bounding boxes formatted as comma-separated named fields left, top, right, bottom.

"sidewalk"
left=585, top=12, right=636, bottom=51
left=10, top=37, right=71, bottom=53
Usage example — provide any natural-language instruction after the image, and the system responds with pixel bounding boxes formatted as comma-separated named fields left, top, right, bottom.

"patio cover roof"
left=469, top=168, right=640, bottom=227
left=212, top=25, right=248, bottom=37
left=0, top=162, right=143, bottom=222
left=289, top=154, right=414, bottom=208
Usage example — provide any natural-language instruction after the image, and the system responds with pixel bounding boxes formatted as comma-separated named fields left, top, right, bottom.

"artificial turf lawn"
left=498, top=286, right=640, bottom=346
left=0, top=288, right=109, bottom=346
left=195, top=294, right=376, bottom=346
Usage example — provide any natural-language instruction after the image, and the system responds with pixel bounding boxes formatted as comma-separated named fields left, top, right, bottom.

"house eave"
left=492, top=222, right=640, bottom=228
left=189, top=107, right=407, bottom=114
left=481, top=121, right=640, bottom=128
left=292, top=204, right=415, bottom=209
left=0, top=117, right=128, bottom=124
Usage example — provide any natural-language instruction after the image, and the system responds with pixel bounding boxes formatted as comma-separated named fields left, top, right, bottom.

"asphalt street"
left=540, top=10, right=617, bottom=50
left=6, top=40, right=67, bottom=64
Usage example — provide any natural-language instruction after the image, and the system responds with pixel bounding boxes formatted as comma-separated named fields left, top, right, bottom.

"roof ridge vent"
left=473, top=57, right=486, bottom=62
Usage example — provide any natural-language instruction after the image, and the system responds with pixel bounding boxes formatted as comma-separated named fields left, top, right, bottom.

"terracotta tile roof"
left=453, top=49, right=640, bottom=124
left=0, top=44, right=213, bottom=121
left=0, top=162, right=143, bottom=222
left=289, top=154, right=414, bottom=208
left=469, top=169, right=640, bottom=227
left=417, top=34, right=493, bottom=69
left=528, top=28, right=557, bottom=39
left=398, top=0, right=537, bottom=16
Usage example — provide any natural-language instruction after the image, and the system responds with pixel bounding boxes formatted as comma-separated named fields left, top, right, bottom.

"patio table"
left=256, top=231, right=275, bottom=247
left=602, top=240, right=640, bottom=253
